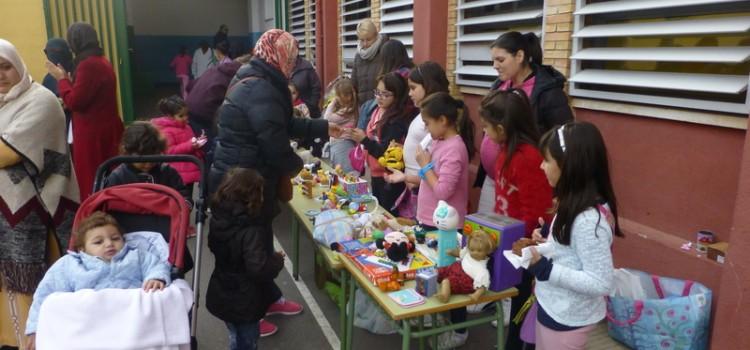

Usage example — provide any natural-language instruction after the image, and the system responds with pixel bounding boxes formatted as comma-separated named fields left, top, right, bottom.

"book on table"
left=387, top=288, right=426, bottom=308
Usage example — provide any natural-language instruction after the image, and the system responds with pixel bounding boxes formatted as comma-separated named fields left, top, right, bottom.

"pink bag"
left=348, top=144, right=366, bottom=174
left=520, top=301, right=538, bottom=344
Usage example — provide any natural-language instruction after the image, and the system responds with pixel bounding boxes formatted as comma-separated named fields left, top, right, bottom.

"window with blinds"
left=455, top=0, right=544, bottom=88
left=570, top=0, right=750, bottom=115
left=380, top=0, right=414, bottom=58
left=340, top=0, right=371, bottom=73
left=308, top=0, right=317, bottom=62
left=290, top=0, right=306, bottom=57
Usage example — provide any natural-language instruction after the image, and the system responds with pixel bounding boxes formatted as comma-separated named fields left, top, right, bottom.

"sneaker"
left=266, top=298, right=304, bottom=316
left=467, top=301, right=491, bottom=314
left=259, top=319, right=278, bottom=337
left=430, top=330, right=468, bottom=349
left=490, top=299, right=512, bottom=327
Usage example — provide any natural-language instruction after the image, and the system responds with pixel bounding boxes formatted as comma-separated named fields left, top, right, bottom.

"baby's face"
left=83, top=225, right=125, bottom=261
left=468, top=238, right=489, bottom=261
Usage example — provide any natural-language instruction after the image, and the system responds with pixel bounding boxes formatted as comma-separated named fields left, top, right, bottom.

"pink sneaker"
left=259, top=319, right=278, bottom=337
left=266, top=299, right=304, bottom=316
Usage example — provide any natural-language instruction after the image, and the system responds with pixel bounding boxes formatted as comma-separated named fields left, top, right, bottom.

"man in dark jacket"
left=185, top=55, right=251, bottom=166
left=290, top=56, right=322, bottom=119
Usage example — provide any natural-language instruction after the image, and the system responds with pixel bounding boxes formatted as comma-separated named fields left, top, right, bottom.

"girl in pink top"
left=387, top=92, right=475, bottom=228
left=170, top=47, right=192, bottom=99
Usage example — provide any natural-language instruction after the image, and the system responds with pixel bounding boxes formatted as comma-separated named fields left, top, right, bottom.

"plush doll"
left=435, top=229, right=496, bottom=303
left=378, top=141, right=405, bottom=171
left=375, top=231, right=415, bottom=263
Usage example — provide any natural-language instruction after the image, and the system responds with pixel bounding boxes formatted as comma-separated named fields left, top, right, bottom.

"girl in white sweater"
left=527, top=121, right=623, bottom=350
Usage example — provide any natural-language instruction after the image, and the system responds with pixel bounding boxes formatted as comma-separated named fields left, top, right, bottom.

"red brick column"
left=316, top=0, right=339, bottom=87
left=413, top=0, right=448, bottom=67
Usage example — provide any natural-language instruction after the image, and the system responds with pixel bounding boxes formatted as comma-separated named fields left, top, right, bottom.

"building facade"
left=311, top=1, right=750, bottom=348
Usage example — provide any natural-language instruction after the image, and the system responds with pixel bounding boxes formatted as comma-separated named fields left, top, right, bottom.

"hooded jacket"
left=491, top=63, right=574, bottom=133
left=205, top=206, right=283, bottom=323
left=151, top=116, right=204, bottom=184
left=210, top=58, right=328, bottom=218
left=186, top=61, right=242, bottom=124
left=290, top=57, right=322, bottom=118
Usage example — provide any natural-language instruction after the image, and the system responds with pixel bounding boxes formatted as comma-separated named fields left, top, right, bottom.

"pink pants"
left=535, top=320, right=596, bottom=350
left=177, top=74, right=190, bottom=100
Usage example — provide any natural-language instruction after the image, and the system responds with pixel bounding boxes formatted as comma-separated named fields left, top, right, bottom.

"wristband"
left=418, top=162, right=434, bottom=180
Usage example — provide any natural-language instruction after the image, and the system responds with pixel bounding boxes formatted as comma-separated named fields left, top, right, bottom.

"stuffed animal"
left=375, top=231, right=414, bottom=263
left=378, top=141, right=405, bottom=171
left=435, top=229, right=496, bottom=303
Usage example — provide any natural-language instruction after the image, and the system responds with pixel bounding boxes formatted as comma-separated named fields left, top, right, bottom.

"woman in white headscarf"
left=0, top=39, right=79, bottom=349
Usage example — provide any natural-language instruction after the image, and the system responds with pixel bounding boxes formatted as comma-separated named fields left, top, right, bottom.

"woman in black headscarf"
left=42, top=38, right=74, bottom=138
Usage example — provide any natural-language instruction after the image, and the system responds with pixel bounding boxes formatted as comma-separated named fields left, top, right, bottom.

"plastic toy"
left=416, top=268, right=438, bottom=297
left=299, top=168, right=313, bottom=181
left=375, top=231, right=415, bottom=263
left=301, top=180, right=314, bottom=198
left=433, top=200, right=459, bottom=267
left=378, top=141, right=405, bottom=171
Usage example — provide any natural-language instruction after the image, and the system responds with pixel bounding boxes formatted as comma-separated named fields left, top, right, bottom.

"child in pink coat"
left=151, top=95, right=207, bottom=186
left=170, top=47, right=192, bottom=99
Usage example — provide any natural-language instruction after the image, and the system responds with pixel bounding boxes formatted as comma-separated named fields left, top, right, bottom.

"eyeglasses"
left=373, top=89, right=393, bottom=99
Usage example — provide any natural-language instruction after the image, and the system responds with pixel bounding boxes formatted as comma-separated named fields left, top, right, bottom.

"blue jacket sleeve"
left=357, top=99, right=376, bottom=130
left=139, top=249, right=172, bottom=285
left=25, top=257, right=75, bottom=334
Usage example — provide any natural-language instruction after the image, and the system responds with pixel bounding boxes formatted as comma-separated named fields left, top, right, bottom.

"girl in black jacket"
left=206, top=168, right=284, bottom=350
left=345, top=72, right=418, bottom=215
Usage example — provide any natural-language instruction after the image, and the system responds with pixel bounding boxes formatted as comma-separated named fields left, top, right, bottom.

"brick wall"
left=446, top=0, right=459, bottom=96
left=543, top=0, right=574, bottom=78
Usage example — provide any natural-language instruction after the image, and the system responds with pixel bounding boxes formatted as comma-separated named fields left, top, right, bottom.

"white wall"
left=247, top=0, right=276, bottom=33
left=127, top=0, right=249, bottom=36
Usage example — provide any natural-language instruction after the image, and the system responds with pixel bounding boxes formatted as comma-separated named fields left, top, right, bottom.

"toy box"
left=339, top=175, right=370, bottom=199
left=415, top=268, right=439, bottom=297
left=347, top=249, right=435, bottom=286
left=463, top=212, right=525, bottom=292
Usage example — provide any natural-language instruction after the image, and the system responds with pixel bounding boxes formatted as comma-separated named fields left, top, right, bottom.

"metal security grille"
left=380, top=0, right=413, bottom=58
left=455, top=0, right=544, bottom=88
left=291, top=0, right=306, bottom=57
left=340, top=0, right=371, bottom=74
left=569, top=0, right=750, bottom=115
left=43, top=0, right=134, bottom=122
left=308, top=0, right=317, bottom=62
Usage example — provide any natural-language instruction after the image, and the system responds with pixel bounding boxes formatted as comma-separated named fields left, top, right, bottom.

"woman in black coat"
left=209, top=28, right=339, bottom=337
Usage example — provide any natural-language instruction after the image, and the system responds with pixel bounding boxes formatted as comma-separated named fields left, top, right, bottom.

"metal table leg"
left=496, top=301, right=505, bottom=350
left=339, top=269, right=349, bottom=349
left=402, top=319, right=412, bottom=350
left=345, top=275, right=357, bottom=350
left=291, top=217, right=299, bottom=280
left=418, top=316, right=425, bottom=350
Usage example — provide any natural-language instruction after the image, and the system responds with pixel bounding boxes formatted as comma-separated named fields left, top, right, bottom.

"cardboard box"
left=339, top=176, right=370, bottom=199
left=347, top=249, right=435, bottom=286
left=707, top=242, right=729, bottom=264
left=463, top=212, right=525, bottom=292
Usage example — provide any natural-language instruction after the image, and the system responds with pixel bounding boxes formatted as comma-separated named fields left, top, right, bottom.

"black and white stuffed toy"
left=375, top=231, right=414, bottom=263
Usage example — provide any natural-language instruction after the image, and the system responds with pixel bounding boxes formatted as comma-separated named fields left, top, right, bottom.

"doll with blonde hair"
left=435, top=230, right=496, bottom=303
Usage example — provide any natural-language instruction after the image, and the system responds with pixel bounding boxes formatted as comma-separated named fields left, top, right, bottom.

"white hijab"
left=0, top=39, right=33, bottom=104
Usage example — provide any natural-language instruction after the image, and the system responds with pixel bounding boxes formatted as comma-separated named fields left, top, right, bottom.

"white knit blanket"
left=36, top=279, right=193, bottom=350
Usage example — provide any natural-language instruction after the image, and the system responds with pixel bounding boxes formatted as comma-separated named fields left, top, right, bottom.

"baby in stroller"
left=25, top=211, right=172, bottom=349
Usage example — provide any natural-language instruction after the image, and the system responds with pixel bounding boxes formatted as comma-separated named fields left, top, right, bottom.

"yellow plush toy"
left=378, top=141, right=405, bottom=171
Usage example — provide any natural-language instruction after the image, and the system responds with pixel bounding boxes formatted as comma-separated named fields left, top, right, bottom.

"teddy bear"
left=378, top=141, right=405, bottom=171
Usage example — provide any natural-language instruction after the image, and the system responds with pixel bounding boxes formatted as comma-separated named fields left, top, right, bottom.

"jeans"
left=226, top=321, right=259, bottom=350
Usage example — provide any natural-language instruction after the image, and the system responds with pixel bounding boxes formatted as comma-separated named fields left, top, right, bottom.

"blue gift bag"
left=607, top=269, right=712, bottom=350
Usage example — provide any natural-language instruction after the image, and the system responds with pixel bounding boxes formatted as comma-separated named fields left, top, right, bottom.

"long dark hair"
left=158, top=95, right=186, bottom=116
left=378, top=39, right=413, bottom=77
left=490, top=31, right=543, bottom=68
left=479, top=89, right=540, bottom=176
left=539, top=122, right=622, bottom=245
left=420, top=92, right=475, bottom=156
left=211, top=168, right=265, bottom=217
left=376, top=72, right=414, bottom=132
left=408, top=61, right=449, bottom=96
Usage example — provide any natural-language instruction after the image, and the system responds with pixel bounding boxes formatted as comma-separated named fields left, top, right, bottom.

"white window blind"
left=570, top=0, right=750, bottom=115
left=380, top=0, right=414, bottom=58
left=455, top=0, right=544, bottom=88
left=340, top=0, right=371, bottom=74
left=290, top=0, right=306, bottom=57
left=308, top=0, right=317, bottom=62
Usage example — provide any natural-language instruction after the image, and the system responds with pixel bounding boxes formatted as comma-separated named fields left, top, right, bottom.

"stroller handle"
left=93, top=155, right=207, bottom=217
